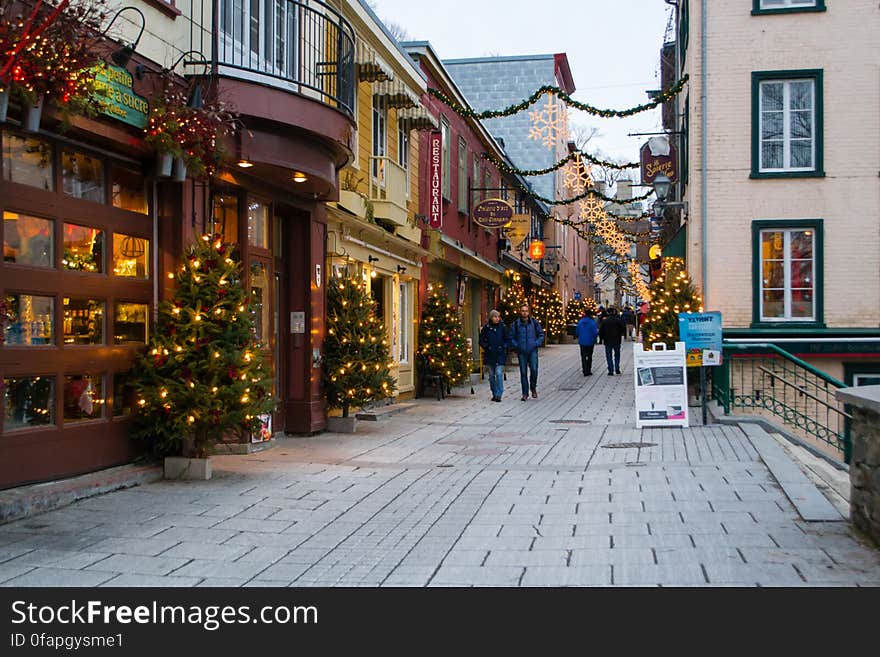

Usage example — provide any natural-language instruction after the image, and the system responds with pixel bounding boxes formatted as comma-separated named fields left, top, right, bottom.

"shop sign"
left=472, top=198, right=513, bottom=229
left=91, top=62, right=149, bottom=129
left=429, top=131, right=443, bottom=228
left=640, top=137, right=677, bottom=184
left=506, top=213, right=530, bottom=249
left=678, top=311, right=723, bottom=367
left=634, top=342, right=689, bottom=428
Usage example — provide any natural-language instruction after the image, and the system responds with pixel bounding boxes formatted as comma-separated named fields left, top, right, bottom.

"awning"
left=397, top=105, right=439, bottom=132
left=439, top=234, right=505, bottom=285
left=356, top=40, right=394, bottom=83
left=663, top=223, right=686, bottom=259
left=373, top=79, right=420, bottom=109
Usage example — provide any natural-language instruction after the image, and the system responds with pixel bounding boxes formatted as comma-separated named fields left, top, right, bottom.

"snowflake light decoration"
left=529, top=93, right=569, bottom=151
left=628, top=260, right=652, bottom=301
left=563, top=158, right=593, bottom=195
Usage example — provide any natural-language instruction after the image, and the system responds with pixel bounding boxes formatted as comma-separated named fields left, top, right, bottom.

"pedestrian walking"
left=622, top=306, right=637, bottom=341
left=575, top=310, right=599, bottom=376
left=509, top=303, right=545, bottom=401
left=479, top=309, right=511, bottom=403
left=598, top=307, right=626, bottom=376
left=596, top=306, right=607, bottom=345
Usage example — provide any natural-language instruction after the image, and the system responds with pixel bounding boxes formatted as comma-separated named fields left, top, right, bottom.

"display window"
left=3, top=211, right=54, bottom=267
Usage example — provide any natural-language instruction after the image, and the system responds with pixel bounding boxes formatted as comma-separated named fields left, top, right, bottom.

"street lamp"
left=652, top=174, right=672, bottom=202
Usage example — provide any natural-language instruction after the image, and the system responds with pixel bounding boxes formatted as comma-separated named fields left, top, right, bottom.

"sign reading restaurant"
left=429, top=131, right=443, bottom=228
left=91, top=62, right=149, bottom=129
left=472, top=198, right=513, bottom=229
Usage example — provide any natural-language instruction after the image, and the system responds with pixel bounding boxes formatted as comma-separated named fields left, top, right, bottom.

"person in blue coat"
left=479, top=309, right=511, bottom=402
left=576, top=311, right=599, bottom=376
left=509, top=303, right=545, bottom=401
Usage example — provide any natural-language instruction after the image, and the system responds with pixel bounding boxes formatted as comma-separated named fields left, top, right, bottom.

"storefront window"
left=2, top=132, right=53, bottom=190
left=3, top=211, right=53, bottom=267
left=63, top=374, right=103, bottom=422
left=3, top=294, right=54, bottom=346
left=113, top=372, right=133, bottom=417
left=111, top=165, right=148, bottom=214
left=248, top=201, right=269, bottom=249
left=63, top=223, right=103, bottom=273
left=114, top=302, right=148, bottom=344
left=63, top=298, right=104, bottom=345
left=112, top=233, right=149, bottom=278
left=3, top=376, right=54, bottom=430
left=250, top=261, right=270, bottom=347
left=398, top=282, right=409, bottom=363
left=62, top=150, right=105, bottom=203
left=212, top=194, right=239, bottom=246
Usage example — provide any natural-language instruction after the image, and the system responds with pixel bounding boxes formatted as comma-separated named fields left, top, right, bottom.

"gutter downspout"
left=700, top=0, right=708, bottom=307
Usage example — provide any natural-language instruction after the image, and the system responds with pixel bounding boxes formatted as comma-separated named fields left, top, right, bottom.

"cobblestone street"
left=2, top=344, right=879, bottom=587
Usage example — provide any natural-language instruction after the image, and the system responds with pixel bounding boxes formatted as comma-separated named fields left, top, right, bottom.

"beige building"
left=669, top=0, right=880, bottom=385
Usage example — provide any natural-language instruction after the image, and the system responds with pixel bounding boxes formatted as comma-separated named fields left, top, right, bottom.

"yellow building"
left=327, top=1, right=436, bottom=398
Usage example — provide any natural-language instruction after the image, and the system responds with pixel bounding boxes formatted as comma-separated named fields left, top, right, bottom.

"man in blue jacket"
left=510, top=303, right=545, bottom=401
left=479, top=310, right=511, bottom=402
left=576, top=310, right=599, bottom=376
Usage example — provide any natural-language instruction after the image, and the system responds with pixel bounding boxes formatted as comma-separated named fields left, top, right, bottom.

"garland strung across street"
left=481, top=149, right=639, bottom=176
left=508, top=175, right=654, bottom=207
left=427, top=74, right=688, bottom=120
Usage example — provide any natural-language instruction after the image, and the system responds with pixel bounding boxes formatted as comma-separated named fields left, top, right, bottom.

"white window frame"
left=371, top=95, right=387, bottom=184
left=854, top=373, right=880, bottom=387
left=440, top=115, right=451, bottom=200
left=398, top=123, right=409, bottom=198
left=759, top=78, right=815, bottom=173
left=398, top=281, right=410, bottom=364
left=760, top=0, right=817, bottom=9
left=759, top=228, right=816, bottom=322
left=457, top=136, right=468, bottom=213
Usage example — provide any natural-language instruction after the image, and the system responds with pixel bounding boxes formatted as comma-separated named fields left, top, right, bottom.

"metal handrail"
left=723, top=341, right=847, bottom=388
left=757, top=366, right=852, bottom=419
left=199, top=0, right=355, bottom=116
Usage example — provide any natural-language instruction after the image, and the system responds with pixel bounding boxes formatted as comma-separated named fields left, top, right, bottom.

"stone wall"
left=837, top=386, right=880, bottom=546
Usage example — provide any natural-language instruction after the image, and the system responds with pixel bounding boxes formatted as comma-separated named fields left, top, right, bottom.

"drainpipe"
left=700, top=0, right=708, bottom=306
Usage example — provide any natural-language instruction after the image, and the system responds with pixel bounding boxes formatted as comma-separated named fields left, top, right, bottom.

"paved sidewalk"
left=2, top=343, right=879, bottom=587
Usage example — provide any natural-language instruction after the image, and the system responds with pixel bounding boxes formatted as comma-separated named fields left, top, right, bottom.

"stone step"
left=356, top=402, right=418, bottom=421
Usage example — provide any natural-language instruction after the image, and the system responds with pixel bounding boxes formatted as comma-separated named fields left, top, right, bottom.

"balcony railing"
left=369, top=156, right=408, bottom=226
left=712, top=341, right=851, bottom=464
left=188, top=0, right=355, bottom=116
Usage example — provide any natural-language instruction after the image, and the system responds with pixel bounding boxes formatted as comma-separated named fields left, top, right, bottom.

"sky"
left=372, top=0, right=673, bottom=167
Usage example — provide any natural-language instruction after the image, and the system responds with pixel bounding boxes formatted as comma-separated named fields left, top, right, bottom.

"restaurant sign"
left=472, top=198, right=513, bottom=229
left=429, top=131, right=443, bottom=228
left=91, top=62, right=149, bottom=129
left=640, top=136, right=677, bottom=184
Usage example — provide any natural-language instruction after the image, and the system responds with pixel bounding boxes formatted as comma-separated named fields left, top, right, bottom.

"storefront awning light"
left=293, top=172, right=308, bottom=183
left=237, top=160, right=254, bottom=168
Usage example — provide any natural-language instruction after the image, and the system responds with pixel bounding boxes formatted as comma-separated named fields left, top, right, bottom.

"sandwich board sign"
left=633, top=341, right=689, bottom=428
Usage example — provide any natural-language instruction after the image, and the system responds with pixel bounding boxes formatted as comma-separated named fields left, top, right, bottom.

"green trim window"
left=752, top=219, right=824, bottom=328
left=752, top=0, right=826, bottom=15
left=752, top=70, right=823, bottom=178
left=678, top=0, right=689, bottom=67
left=457, top=136, right=467, bottom=214
left=440, top=115, right=451, bottom=200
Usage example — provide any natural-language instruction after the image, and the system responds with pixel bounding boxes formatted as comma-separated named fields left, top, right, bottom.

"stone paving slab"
left=1, top=344, right=877, bottom=587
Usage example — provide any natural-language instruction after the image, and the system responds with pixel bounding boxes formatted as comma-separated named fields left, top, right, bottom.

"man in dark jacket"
left=575, top=311, right=599, bottom=376
left=622, top=306, right=637, bottom=341
left=479, top=309, right=511, bottom=402
left=598, top=307, right=627, bottom=375
left=509, top=303, right=545, bottom=401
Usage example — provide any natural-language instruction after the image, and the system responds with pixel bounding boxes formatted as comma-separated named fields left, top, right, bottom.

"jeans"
left=605, top=342, right=621, bottom=373
left=579, top=345, right=594, bottom=374
left=517, top=350, right=539, bottom=395
left=488, top=364, right=505, bottom=399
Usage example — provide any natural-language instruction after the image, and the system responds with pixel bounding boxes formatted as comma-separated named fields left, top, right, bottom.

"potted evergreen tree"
left=418, top=284, right=471, bottom=397
left=323, top=273, right=395, bottom=432
left=130, top=234, right=275, bottom=479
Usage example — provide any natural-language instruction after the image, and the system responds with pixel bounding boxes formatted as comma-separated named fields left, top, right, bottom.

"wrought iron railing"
left=186, top=0, right=355, bottom=116
left=713, top=341, right=851, bottom=463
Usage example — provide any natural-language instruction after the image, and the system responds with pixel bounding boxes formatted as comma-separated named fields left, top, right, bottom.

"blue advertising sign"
left=678, top=311, right=723, bottom=367
left=573, top=291, right=582, bottom=301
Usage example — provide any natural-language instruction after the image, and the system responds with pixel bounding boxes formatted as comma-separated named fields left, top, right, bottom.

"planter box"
left=164, top=456, right=212, bottom=480
left=338, top=190, right=368, bottom=218
left=327, top=416, right=357, bottom=433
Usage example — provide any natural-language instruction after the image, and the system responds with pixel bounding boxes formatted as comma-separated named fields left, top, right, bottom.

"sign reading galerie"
left=429, top=131, right=443, bottom=228
left=91, top=62, right=149, bottom=129
left=472, top=198, right=513, bottom=229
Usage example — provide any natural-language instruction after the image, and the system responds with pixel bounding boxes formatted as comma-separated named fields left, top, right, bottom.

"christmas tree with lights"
left=324, top=274, right=395, bottom=418
left=640, top=258, right=703, bottom=348
left=531, top=288, right=565, bottom=342
left=130, top=234, right=275, bottom=457
left=498, top=282, right=529, bottom=326
left=418, top=284, right=471, bottom=390
left=565, top=299, right=588, bottom=325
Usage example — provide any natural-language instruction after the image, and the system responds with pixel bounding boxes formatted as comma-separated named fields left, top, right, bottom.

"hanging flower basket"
left=21, top=93, right=43, bottom=132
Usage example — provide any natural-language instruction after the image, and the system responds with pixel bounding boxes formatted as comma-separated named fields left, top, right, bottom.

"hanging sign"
left=640, top=138, right=677, bottom=184
left=429, top=131, right=443, bottom=228
left=506, top=213, right=531, bottom=249
left=90, top=62, right=149, bottom=129
left=472, top=198, right=513, bottom=229
left=678, top=311, right=723, bottom=367
left=633, top=341, right=689, bottom=428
